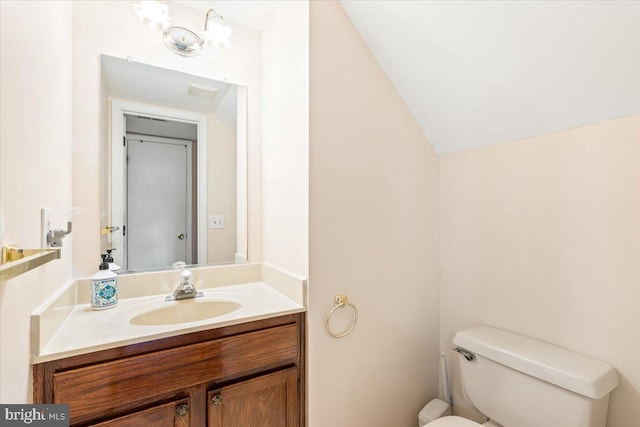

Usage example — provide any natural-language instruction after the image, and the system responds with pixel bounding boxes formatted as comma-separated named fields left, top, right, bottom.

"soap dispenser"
left=91, top=254, right=118, bottom=310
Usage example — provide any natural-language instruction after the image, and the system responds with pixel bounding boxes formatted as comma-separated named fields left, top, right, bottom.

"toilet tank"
left=452, top=326, right=618, bottom=427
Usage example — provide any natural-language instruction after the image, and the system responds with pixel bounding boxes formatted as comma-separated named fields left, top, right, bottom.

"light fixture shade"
left=134, top=0, right=171, bottom=30
left=203, top=10, right=233, bottom=49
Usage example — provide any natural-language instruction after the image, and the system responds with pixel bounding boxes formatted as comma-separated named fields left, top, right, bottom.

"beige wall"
left=71, top=1, right=263, bottom=276
left=207, top=114, right=237, bottom=263
left=440, top=114, right=640, bottom=426
left=262, top=2, right=310, bottom=278
left=0, top=1, right=73, bottom=402
left=309, top=2, right=440, bottom=426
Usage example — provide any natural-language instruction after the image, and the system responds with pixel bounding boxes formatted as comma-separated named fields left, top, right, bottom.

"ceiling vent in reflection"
left=186, top=83, right=219, bottom=101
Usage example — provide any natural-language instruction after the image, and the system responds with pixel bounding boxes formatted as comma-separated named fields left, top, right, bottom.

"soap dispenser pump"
left=105, top=248, right=121, bottom=272
left=90, top=254, right=118, bottom=310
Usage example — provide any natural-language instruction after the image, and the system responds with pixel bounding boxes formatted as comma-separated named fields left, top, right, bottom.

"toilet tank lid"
left=453, top=325, right=619, bottom=399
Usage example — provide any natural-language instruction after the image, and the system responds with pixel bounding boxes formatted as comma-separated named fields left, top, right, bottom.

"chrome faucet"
left=166, top=268, right=204, bottom=301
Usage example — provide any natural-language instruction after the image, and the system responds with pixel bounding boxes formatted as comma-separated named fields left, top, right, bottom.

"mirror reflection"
left=100, top=55, right=247, bottom=272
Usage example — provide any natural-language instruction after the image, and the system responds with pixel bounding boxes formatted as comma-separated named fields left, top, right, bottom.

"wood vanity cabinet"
left=33, top=313, right=305, bottom=427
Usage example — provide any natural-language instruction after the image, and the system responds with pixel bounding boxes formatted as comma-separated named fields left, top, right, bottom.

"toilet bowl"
left=426, top=416, right=482, bottom=426
left=427, top=416, right=502, bottom=426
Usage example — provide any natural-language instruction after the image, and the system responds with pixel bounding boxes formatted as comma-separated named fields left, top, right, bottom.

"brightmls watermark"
left=0, top=405, right=68, bottom=427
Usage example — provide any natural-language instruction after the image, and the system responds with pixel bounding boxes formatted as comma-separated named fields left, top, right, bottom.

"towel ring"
left=326, top=295, right=358, bottom=338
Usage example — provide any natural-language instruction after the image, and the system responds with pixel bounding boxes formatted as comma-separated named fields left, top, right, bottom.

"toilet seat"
left=426, top=415, right=483, bottom=427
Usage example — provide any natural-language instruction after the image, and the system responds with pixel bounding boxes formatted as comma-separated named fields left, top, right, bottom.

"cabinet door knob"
left=210, top=393, right=223, bottom=407
left=175, top=403, right=189, bottom=417
left=177, top=233, right=185, bottom=240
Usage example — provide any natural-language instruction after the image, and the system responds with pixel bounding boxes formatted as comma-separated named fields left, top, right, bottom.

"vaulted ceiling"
left=340, top=1, right=640, bottom=154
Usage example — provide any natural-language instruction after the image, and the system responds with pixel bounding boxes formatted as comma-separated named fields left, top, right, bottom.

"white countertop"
left=33, top=266, right=306, bottom=364
left=35, top=282, right=304, bottom=363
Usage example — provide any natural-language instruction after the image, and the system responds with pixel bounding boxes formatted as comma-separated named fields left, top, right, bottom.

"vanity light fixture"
left=134, top=1, right=233, bottom=57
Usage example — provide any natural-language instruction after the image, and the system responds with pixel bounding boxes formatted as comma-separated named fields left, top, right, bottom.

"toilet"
left=428, top=325, right=619, bottom=427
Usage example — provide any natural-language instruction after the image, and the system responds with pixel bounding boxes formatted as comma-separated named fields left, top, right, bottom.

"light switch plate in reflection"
left=209, top=214, right=224, bottom=229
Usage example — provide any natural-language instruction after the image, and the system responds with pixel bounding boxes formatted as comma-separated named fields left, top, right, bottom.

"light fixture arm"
left=204, top=9, right=217, bottom=33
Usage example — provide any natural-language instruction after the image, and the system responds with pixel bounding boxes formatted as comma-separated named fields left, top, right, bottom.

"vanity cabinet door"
left=91, top=397, right=190, bottom=427
left=207, top=368, right=298, bottom=427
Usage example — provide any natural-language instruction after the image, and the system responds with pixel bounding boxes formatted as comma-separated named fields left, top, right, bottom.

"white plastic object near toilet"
left=419, top=398, right=451, bottom=426
left=425, top=325, right=619, bottom=427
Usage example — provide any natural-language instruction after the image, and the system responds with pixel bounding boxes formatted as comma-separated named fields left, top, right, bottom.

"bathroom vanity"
left=34, top=313, right=304, bottom=426
left=31, top=263, right=307, bottom=427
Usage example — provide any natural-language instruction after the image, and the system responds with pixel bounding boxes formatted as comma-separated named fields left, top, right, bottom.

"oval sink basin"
left=130, top=300, right=241, bottom=326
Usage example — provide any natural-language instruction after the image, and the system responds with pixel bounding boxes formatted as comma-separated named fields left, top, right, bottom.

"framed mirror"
left=100, top=55, right=247, bottom=272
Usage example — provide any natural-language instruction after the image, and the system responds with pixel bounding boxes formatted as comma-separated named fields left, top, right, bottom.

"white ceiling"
left=340, top=1, right=640, bottom=154
left=101, top=55, right=234, bottom=115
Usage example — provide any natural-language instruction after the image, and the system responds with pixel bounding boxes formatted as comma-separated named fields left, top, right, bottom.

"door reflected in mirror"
left=100, top=55, right=247, bottom=272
